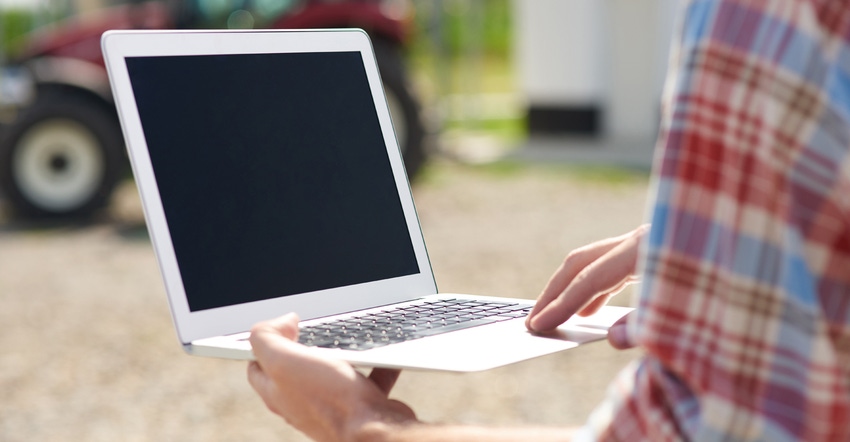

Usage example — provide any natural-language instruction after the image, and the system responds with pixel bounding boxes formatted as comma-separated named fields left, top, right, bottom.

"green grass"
left=407, top=0, right=522, bottom=150
left=415, top=158, right=649, bottom=188
left=1, top=9, right=36, bottom=57
left=474, top=161, right=648, bottom=183
left=441, top=117, right=526, bottom=143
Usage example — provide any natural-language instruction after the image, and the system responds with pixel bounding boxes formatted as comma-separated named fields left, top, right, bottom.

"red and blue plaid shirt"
left=582, top=1, right=850, bottom=440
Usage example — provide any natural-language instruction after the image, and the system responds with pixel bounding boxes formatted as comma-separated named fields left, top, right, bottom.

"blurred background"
left=0, top=0, right=677, bottom=440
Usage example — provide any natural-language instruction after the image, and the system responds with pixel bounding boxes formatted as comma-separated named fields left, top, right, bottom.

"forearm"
left=355, top=421, right=577, bottom=442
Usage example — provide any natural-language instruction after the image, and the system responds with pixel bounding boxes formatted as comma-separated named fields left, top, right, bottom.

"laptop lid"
left=102, top=29, right=437, bottom=345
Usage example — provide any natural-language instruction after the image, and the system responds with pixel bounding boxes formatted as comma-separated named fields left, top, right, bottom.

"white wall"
left=514, top=0, right=607, bottom=107
left=514, top=0, right=680, bottom=139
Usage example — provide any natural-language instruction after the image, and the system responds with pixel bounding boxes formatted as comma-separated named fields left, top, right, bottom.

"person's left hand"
left=526, top=225, right=648, bottom=349
left=247, top=313, right=417, bottom=442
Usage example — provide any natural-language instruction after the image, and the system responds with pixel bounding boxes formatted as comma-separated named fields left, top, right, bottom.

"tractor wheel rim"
left=13, top=119, right=105, bottom=212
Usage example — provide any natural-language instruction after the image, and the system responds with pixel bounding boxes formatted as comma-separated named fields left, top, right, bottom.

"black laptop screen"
left=126, top=51, right=420, bottom=312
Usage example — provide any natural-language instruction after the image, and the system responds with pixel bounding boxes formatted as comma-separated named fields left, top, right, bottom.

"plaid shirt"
left=581, top=1, right=850, bottom=440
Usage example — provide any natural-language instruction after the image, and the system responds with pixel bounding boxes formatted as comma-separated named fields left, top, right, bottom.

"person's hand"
left=247, top=313, right=417, bottom=442
left=526, top=225, right=649, bottom=349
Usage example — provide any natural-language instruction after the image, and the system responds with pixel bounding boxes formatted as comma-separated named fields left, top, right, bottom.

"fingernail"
left=528, top=316, right=543, bottom=332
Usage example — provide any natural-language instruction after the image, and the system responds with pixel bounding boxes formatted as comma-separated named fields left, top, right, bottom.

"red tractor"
left=0, top=0, right=427, bottom=219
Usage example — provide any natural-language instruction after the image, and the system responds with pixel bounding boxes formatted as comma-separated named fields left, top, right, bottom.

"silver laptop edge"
left=102, top=29, right=631, bottom=372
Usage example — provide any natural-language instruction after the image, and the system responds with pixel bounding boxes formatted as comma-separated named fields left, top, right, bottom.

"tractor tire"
left=0, top=92, right=125, bottom=219
left=373, top=39, right=428, bottom=180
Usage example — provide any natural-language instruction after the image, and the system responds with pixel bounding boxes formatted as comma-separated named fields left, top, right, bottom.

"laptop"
left=101, top=29, right=630, bottom=372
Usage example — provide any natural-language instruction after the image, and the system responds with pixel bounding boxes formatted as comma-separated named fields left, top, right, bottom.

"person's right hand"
left=525, top=225, right=649, bottom=349
left=247, top=313, right=417, bottom=442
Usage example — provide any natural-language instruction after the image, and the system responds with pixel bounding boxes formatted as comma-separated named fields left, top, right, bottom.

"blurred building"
left=514, top=0, right=679, bottom=141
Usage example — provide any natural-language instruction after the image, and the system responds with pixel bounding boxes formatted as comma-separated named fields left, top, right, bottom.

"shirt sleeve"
left=581, top=1, right=850, bottom=440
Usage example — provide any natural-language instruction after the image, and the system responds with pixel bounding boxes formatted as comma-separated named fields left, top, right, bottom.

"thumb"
left=252, top=312, right=301, bottom=342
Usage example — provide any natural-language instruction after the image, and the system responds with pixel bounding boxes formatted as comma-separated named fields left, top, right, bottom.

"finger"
left=251, top=319, right=356, bottom=385
left=607, top=312, right=634, bottom=349
left=247, top=360, right=294, bottom=419
left=529, top=236, right=639, bottom=332
left=262, top=312, right=301, bottom=340
left=249, top=314, right=305, bottom=367
left=575, top=275, right=637, bottom=316
left=578, top=274, right=642, bottom=316
left=249, top=312, right=300, bottom=351
left=368, top=368, right=402, bottom=396
left=525, top=233, right=631, bottom=329
left=529, top=249, right=630, bottom=331
left=577, top=292, right=613, bottom=317
left=247, top=360, right=267, bottom=391
left=525, top=260, right=577, bottom=329
left=247, top=360, right=274, bottom=405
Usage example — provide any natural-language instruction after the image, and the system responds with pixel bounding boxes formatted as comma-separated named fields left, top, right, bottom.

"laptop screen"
left=125, top=51, right=420, bottom=312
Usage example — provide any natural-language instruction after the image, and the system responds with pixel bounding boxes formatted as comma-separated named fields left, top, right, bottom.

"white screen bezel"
left=102, top=29, right=437, bottom=344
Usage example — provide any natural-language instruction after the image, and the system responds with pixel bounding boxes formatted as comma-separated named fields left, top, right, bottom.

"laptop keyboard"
left=298, top=298, right=533, bottom=351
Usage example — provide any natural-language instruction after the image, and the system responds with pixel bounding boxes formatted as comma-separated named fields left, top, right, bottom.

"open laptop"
left=101, top=29, right=630, bottom=372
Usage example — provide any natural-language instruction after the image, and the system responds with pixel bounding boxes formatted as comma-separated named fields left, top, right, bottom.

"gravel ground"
left=0, top=159, right=650, bottom=441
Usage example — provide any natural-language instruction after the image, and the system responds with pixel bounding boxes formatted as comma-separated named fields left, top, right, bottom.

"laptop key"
left=300, top=336, right=338, bottom=347
left=411, top=317, right=502, bottom=338
left=297, top=299, right=533, bottom=350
